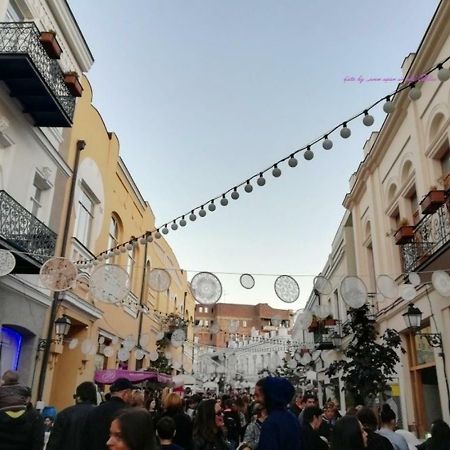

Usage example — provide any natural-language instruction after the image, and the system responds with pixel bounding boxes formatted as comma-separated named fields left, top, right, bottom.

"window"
left=0, top=326, right=22, bottom=373
left=127, top=246, right=136, bottom=282
left=5, top=1, right=23, bottom=21
left=30, top=184, right=43, bottom=217
left=204, top=320, right=209, bottom=327
left=204, top=307, right=208, bottom=313
left=108, top=216, right=119, bottom=261
left=243, top=321, right=247, bottom=327
left=440, top=148, right=450, bottom=185
left=95, top=336, right=111, bottom=371
left=199, top=307, right=203, bottom=313
left=409, top=189, right=420, bottom=225
left=75, top=188, right=95, bottom=247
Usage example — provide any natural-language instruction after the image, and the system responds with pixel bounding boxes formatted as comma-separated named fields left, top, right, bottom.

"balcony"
left=0, top=22, right=76, bottom=127
left=0, top=190, right=57, bottom=273
left=400, top=199, right=450, bottom=274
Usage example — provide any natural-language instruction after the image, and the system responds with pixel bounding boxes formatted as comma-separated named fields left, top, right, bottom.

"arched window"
left=107, top=215, right=120, bottom=262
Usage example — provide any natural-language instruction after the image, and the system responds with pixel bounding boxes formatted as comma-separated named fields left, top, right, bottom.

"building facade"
left=300, top=0, right=450, bottom=437
left=0, top=0, right=92, bottom=387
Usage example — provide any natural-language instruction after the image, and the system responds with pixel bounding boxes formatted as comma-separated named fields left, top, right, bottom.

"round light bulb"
left=322, top=138, right=333, bottom=150
left=272, top=166, right=281, bottom=177
left=189, top=212, right=197, bottom=221
left=208, top=202, right=216, bottom=212
left=409, top=86, right=421, bottom=101
left=438, top=66, right=450, bottom=82
left=114, top=248, right=121, bottom=255
left=288, top=156, right=298, bottom=167
left=162, top=226, right=169, bottom=235
left=304, top=147, right=314, bottom=160
left=97, top=254, right=104, bottom=261
left=120, top=246, right=127, bottom=253
left=363, top=111, right=374, bottom=126
left=340, top=124, right=351, bottom=139
left=171, top=222, right=178, bottom=231
left=146, top=233, right=153, bottom=242
left=257, top=174, right=266, bottom=186
left=199, top=208, right=206, bottom=217
left=180, top=218, right=187, bottom=227
left=231, top=190, right=239, bottom=200
left=126, top=243, right=133, bottom=251
left=93, top=259, right=99, bottom=266
left=383, top=99, right=395, bottom=113
left=244, top=182, right=253, bottom=193
left=220, top=196, right=228, bottom=206
left=155, top=231, right=162, bottom=239
left=139, top=237, right=146, bottom=245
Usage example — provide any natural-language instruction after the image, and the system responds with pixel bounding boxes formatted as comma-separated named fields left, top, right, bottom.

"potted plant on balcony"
left=39, top=30, right=62, bottom=59
left=420, top=186, right=447, bottom=215
left=63, top=71, right=83, bottom=97
left=323, top=315, right=337, bottom=327
left=394, top=219, right=415, bottom=245
left=308, top=316, right=320, bottom=332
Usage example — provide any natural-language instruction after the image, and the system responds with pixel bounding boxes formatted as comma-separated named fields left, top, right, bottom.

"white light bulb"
left=244, top=182, right=253, bottom=193
left=288, top=156, right=298, bottom=167
left=409, top=86, right=421, bottom=101
left=139, top=237, right=146, bottom=245
left=208, top=202, right=216, bottom=212
left=220, top=197, right=228, bottom=206
left=146, top=234, right=154, bottom=242
left=322, top=138, right=333, bottom=150
left=162, top=226, right=169, bottom=235
left=171, top=222, right=178, bottom=231
left=438, top=66, right=450, bottom=82
left=257, top=175, right=266, bottom=186
left=231, top=190, right=239, bottom=200
left=363, top=112, right=374, bottom=126
left=340, top=125, right=351, bottom=139
left=180, top=218, right=187, bottom=227
left=199, top=208, right=206, bottom=217
left=189, top=212, right=197, bottom=221
left=120, top=246, right=127, bottom=253
left=383, top=100, right=395, bottom=114
left=272, top=166, right=281, bottom=177
left=126, top=243, right=133, bottom=251
left=155, top=231, right=162, bottom=239
left=304, top=148, right=314, bottom=160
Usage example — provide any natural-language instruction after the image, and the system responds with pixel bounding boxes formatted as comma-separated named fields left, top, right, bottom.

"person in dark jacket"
left=161, top=392, right=193, bottom=450
left=254, top=377, right=303, bottom=450
left=84, top=378, right=133, bottom=450
left=0, top=403, right=44, bottom=450
left=223, top=399, right=241, bottom=449
left=46, top=381, right=97, bottom=450
left=302, top=406, right=329, bottom=450
left=356, top=407, right=394, bottom=450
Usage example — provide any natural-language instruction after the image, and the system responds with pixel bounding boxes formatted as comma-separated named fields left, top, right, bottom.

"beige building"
left=301, top=1, right=450, bottom=437
left=36, top=76, right=195, bottom=410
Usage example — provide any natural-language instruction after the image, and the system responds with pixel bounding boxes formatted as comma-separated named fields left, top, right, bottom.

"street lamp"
left=38, top=315, right=71, bottom=351
left=402, top=304, right=442, bottom=348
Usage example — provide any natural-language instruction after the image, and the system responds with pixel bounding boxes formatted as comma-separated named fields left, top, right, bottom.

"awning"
left=94, top=369, right=172, bottom=385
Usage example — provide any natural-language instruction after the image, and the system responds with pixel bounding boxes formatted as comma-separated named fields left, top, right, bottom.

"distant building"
left=194, top=302, right=293, bottom=347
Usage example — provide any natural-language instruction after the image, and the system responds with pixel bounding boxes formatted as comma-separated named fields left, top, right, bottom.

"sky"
left=70, top=0, right=440, bottom=311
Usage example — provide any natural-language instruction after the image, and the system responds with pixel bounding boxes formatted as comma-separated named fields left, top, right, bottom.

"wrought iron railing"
left=0, top=190, right=57, bottom=264
left=0, top=22, right=75, bottom=121
left=400, top=200, right=450, bottom=273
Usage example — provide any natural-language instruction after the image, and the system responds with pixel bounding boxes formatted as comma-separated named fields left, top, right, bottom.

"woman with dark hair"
left=331, top=416, right=367, bottom=450
left=161, top=392, right=193, bottom=450
left=418, top=419, right=450, bottom=450
left=356, top=407, right=394, bottom=450
left=377, top=404, right=408, bottom=450
left=107, top=408, right=156, bottom=450
left=193, top=399, right=230, bottom=450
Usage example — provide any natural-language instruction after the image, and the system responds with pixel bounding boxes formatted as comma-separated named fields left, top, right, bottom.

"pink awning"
left=94, top=369, right=172, bottom=385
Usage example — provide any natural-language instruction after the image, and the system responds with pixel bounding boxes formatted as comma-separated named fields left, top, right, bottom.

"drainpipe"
left=137, top=240, right=149, bottom=350
left=36, top=139, right=86, bottom=403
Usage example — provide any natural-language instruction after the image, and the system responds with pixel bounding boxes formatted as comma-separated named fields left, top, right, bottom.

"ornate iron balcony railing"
left=0, top=190, right=57, bottom=264
left=400, top=200, right=450, bottom=273
left=0, top=22, right=75, bottom=121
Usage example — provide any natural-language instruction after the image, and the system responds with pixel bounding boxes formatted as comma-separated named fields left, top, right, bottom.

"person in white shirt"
left=377, top=404, right=409, bottom=450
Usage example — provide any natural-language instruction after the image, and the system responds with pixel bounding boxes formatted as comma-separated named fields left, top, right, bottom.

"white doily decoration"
left=288, top=359, right=298, bottom=369
left=68, top=338, right=78, bottom=350
left=274, top=275, right=300, bottom=303
left=149, top=351, right=159, bottom=362
left=377, top=275, right=399, bottom=299
left=148, top=268, right=171, bottom=292
left=171, top=329, right=186, bottom=347
left=408, top=272, right=421, bottom=287
left=156, top=331, right=165, bottom=341
left=40, top=257, right=78, bottom=291
left=228, top=320, right=239, bottom=333
left=135, top=349, right=145, bottom=360
left=172, top=360, right=181, bottom=370
left=340, top=276, right=367, bottom=309
left=295, top=311, right=313, bottom=329
left=111, top=336, right=119, bottom=345
left=0, top=250, right=16, bottom=277
left=118, top=348, right=130, bottom=362
left=399, top=284, right=417, bottom=302
left=191, top=272, right=223, bottom=305
left=432, top=271, right=450, bottom=297
left=140, top=333, right=150, bottom=346
left=103, top=346, right=114, bottom=358
left=81, top=339, right=96, bottom=355
left=90, top=264, right=130, bottom=304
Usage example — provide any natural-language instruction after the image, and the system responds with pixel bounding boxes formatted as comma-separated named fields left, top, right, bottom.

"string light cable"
left=70, top=57, right=450, bottom=266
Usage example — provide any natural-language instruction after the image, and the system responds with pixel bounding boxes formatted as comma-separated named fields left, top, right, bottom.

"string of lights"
left=70, top=57, right=450, bottom=266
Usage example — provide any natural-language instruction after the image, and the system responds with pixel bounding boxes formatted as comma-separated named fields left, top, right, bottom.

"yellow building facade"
left=36, top=77, right=194, bottom=410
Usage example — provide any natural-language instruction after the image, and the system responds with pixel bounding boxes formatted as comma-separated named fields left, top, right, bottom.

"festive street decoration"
left=0, top=250, right=16, bottom=276
left=40, top=257, right=77, bottom=291
left=90, top=264, right=130, bottom=304
left=190, top=271, right=222, bottom=305
left=274, top=275, right=300, bottom=303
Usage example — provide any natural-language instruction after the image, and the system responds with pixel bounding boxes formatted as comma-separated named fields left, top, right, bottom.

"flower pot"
left=64, top=73, right=83, bottom=97
left=420, top=190, right=446, bottom=215
left=308, top=320, right=319, bottom=332
left=394, top=226, right=415, bottom=245
left=324, top=319, right=337, bottom=327
left=39, top=31, right=62, bottom=59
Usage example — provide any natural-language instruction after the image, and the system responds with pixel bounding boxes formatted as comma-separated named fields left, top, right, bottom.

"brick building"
left=194, top=302, right=293, bottom=347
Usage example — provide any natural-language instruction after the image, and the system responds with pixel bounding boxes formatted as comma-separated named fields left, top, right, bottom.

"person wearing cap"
left=84, top=378, right=133, bottom=450
left=46, top=381, right=97, bottom=450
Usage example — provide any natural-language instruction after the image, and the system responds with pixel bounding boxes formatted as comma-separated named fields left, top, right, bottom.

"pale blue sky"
left=70, top=0, right=440, bottom=310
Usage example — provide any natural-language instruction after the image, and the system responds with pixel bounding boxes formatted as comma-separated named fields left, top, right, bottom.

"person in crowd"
left=156, top=416, right=184, bottom=450
left=130, top=389, right=145, bottom=408
left=192, top=398, right=230, bottom=450
left=289, top=392, right=304, bottom=417
left=417, top=419, right=450, bottom=450
left=160, top=393, right=193, bottom=450
left=85, top=378, right=133, bottom=450
left=46, top=381, right=98, bottom=450
left=298, top=393, right=318, bottom=425
left=0, top=377, right=44, bottom=450
left=0, top=370, right=32, bottom=409
left=235, top=397, right=248, bottom=440
left=186, top=394, right=201, bottom=420
left=254, top=377, right=303, bottom=450
left=330, top=415, right=368, bottom=450
left=223, top=398, right=241, bottom=449
left=107, top=408, right=156, bottom=450
left=356, top=407, right=394, bottom=450
left=302, top=406, right=329, bottom=450
left=44, top=416, right=54, bottom=432
left=377, top=404, right=409, bottom=450
left=395, top=429, right=422, bottom=450
left=243, top=403, right=266, bottom=450
left=318, top=402, right=336, bottom=442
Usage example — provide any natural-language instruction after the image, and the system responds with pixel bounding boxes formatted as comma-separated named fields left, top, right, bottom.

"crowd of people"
left=1, top=369, right=450, bottom=450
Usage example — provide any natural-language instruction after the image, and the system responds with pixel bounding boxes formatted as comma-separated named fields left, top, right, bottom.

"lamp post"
left=402, top=303, right=450, bottom=414
left=38, top=315, right=71, bottom=351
